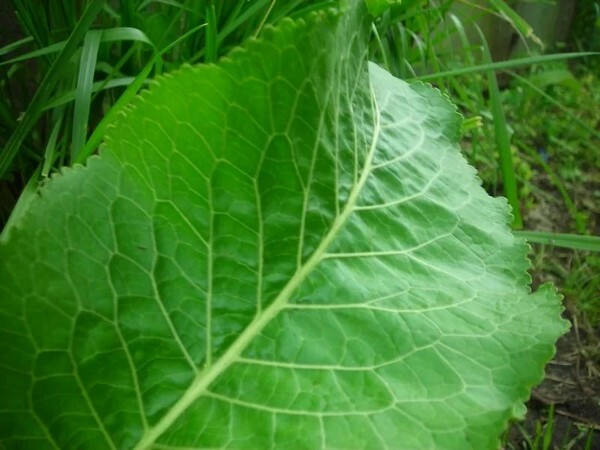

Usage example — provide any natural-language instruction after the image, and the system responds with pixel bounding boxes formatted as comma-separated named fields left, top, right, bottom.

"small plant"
left=504, top=404, right=597, bottom=450
left=0, top=1, right=566, bottom=448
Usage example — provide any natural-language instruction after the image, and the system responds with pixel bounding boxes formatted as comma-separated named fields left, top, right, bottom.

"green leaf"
left=0, top=1, right=566, bottom=448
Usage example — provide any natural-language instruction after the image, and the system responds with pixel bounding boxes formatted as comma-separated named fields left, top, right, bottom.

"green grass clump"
left=0, top=0, right=333, bottom=227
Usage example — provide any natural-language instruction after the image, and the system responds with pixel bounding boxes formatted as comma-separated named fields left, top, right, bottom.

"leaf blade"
left=0, top=2, right=567, bottom=449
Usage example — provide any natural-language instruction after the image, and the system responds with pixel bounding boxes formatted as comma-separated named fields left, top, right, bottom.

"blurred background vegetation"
left=0, top=0, right=598, bottom=447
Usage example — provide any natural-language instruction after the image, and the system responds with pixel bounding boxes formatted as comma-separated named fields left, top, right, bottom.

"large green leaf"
left=0, top=1, right=566, bottom=448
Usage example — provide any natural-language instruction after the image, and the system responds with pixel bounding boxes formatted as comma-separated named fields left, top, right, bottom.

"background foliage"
left=0, top=0, right=598, bottom=447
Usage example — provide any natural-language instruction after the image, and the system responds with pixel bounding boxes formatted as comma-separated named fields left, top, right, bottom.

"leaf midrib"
left=133, top=85, right=381, bottom=450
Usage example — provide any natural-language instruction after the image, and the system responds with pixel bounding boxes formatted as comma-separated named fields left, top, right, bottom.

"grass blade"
left=253, top=0, right=276, bottom=37
left=0, top=37, right=33, bottom=56
left=11, top=0, right=51, bottom=59
left=1, top=27, right=153, bottom=67
left=514, top=231, right=600, bottom=252
left=477, top=27, right=522, bottom=228
left=42, top=114, right=64, bottom=177
left=205, top=1, right=218, bottom=63
left=72, top=30, right=102, bottom=161
left=0, top=42, right=64, bottom=67
left=487, top=0, right=541, bottom=47
left=100, top=27, right=154, bottom=46
left=410, top=52, right=599, bottom=82
left=542, top=404, right=554, bottom=450
left=44, top=77, right=139, bottom=111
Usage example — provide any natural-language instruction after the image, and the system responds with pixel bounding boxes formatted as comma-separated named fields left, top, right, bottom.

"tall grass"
left=1, top=1, right=596, bottom=232
left=0, top=0, right=332, bottom=226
